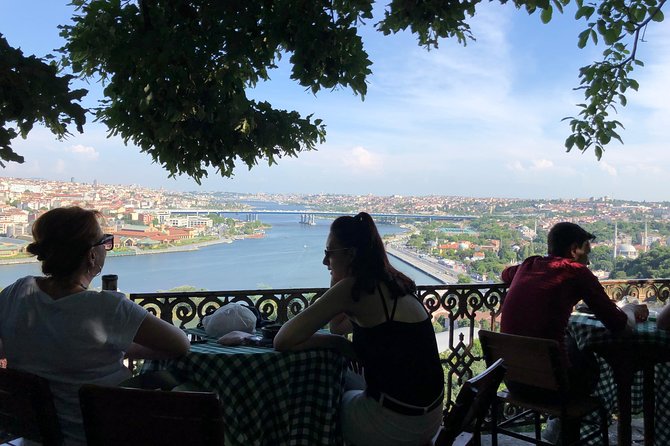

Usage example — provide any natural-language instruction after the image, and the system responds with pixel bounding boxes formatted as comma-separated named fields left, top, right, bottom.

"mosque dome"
left=618, top=244, right=637, bottom=253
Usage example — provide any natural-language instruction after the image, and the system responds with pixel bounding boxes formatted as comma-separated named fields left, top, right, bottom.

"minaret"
left=613, top=221, right=618, bottom=262
left=644, top=219, right=648, bottom=253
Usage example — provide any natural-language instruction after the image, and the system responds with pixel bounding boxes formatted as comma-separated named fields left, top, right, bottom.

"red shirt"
left=501, top=255, right=627, bottom=362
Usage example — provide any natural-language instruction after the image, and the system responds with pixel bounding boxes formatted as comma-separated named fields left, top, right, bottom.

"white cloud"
left=599, top=161, right=617, bottom=176
left=531, top=159, right=554, bottom=170
left=504, top=159, right=554, bottom=172
left=341, top=146, right=383, bottom=173
left=506, top=161, right=525, bottom=172
left=65, top=144, right=99, bottom=160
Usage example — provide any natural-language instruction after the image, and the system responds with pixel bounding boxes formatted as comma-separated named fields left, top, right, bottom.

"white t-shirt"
left=0, top=276, right=148, bottom=445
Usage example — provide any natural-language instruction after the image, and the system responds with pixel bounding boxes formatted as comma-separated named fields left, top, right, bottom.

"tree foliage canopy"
left=612, top=246, right=670, bottom=279
left=0, top=35, right=86, bottom=167
left=59, top=0, right=375, bottom=181
left=0, top=0, right=666, bottom=181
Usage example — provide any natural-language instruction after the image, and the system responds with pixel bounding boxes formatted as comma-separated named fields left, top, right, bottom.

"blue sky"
left=1, top=1, right=669, bottom=200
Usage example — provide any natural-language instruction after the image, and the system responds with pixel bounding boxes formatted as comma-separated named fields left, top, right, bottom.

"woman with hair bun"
left=0, top=206, right=189, bottom=445
left=275, top=212, right=444, bottom=446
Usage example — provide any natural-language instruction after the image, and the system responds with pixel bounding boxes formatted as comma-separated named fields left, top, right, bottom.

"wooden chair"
left=478, top=330, right=609, bottom=446
left=116, top=370, right=183, bottom=390
left=435, top=358, right=506, bottom=446
left=0, top=368, right=63, bottom=446
left=79, top=385, right=225, bottom=446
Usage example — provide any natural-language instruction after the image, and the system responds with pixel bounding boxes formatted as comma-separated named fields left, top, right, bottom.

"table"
left=143, top=330, right=346, bottom=446
left=567, top=315, right=670, bottom=446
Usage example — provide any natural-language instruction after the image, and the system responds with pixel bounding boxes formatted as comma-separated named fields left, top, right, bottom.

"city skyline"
left=1, top=1, right=669, bottom=201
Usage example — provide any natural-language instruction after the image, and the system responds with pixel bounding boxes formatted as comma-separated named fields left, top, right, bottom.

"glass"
left=93, top=234, right=114, bottom=251
left=323, top=248, right=350, bottom=258
left=101, top=274, right=118, bottom=290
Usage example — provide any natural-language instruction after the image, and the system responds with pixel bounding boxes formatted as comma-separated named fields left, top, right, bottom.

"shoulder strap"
left=389, top=294, right=399, bottom=322
left=378, top=283, right=391, bottom=321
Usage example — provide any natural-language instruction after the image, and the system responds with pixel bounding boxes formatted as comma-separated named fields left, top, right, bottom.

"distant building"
left=617, top=243, right=638, bottom=259
left=0, top=237, right=28, bottom=257
left=470, top=252, right=486, bottom=261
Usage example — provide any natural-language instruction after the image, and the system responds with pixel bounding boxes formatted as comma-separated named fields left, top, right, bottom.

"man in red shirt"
left=502, top=222, right=646, bottom=360
left=501, top=222, right=645, bottom=356
left=500, top=222, right=647, bottom=442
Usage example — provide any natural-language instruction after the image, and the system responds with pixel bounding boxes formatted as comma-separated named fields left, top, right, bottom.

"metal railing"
left=129, top=278, right=670, bottom=409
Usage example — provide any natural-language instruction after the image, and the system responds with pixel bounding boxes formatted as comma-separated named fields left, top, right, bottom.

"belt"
left=367, top=388, right=444, bottom=416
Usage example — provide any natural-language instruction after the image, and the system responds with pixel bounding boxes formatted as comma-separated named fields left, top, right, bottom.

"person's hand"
left=621, top=303, right=649, bottom=324
left=329, top=313, right=353, bottom=335
left=217, top=331, right=255, bottom=346
left=336, top=336, right=358, bottom=362
left=347, top=358, right=364, bottom=375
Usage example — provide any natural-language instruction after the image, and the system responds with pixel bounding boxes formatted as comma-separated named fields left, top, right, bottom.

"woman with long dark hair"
left=275, top=212, right=444, bottom=445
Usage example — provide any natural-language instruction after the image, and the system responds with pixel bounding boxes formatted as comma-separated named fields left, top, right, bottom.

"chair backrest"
left=79, top=385, right=225, bottom=446
left=0, top=368, right=63, bottom=446
left=437, top=358, right=506, bottom=446
left=478, top=330, right=568, bottom=393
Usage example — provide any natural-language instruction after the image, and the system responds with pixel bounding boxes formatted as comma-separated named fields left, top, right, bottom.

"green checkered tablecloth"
left=143, top=329, right=346, bottom=446
left=568, top=315, right=670, bottom=445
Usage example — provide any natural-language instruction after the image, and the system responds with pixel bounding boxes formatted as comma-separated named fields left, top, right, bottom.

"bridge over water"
left=153, top=209, right=477, bottom=222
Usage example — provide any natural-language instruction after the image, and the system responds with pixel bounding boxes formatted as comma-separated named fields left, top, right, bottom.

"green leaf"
left=595, top=146, right=603, bottom=159
left=596, top=19, right=607, bottom=37
left=540, top=6, right=553, bottom=23
left=651, top=10, right=664, bottom=22
left=578, top=29, right=590, bottom=48
left=552, top=0, right=564, bottom=14
left=603, top=28, right=619, bottom=45
left=575, top=6, right=595, bottom=19
left=583, top=6, right=595, bottom=19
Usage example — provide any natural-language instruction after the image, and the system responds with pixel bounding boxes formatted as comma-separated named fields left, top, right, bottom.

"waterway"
left=0, top=203, right=441, bottom=292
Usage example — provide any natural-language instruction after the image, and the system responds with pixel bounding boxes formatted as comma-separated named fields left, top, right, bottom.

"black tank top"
left=351, top=287, right=444, bottom=406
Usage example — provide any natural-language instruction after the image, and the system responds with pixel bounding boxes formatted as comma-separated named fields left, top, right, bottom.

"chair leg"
left=491, top=400, right=499, bottom=446
left=599, top=407, right=610, bottom=446
left=473, top=430, right=481, bottom=446
left=561, top=417, right=580, bottom=446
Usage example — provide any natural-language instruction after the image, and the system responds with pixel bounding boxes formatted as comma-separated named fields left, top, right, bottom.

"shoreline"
left=385, top=245, right=457, bottom=284
left=0, top=236, right=241, bottom=266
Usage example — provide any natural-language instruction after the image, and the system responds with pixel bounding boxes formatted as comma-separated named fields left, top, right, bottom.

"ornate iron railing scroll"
left=601, top=278, right=670, bottom=305
left=129, top=288, right=328, bottom=328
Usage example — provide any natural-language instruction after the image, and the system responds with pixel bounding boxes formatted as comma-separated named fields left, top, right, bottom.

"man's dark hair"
left=547, top=222, right=596, bottom=257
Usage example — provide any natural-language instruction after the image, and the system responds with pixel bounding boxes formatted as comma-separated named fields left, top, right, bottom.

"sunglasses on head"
left=92, top=234, right=114, bottom=251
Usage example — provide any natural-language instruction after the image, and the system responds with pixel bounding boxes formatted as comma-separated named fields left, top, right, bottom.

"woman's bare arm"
left=275, top=279, right=354, bottom=352
left=329, top=313, right=353, bottom=335
left=127, top=314, right=190, bottom=359
left=657, top=304, right=670, bottom=330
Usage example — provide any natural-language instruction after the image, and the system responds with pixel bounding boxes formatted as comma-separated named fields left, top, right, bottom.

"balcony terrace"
left=125, top=278, right=669, bottom=445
